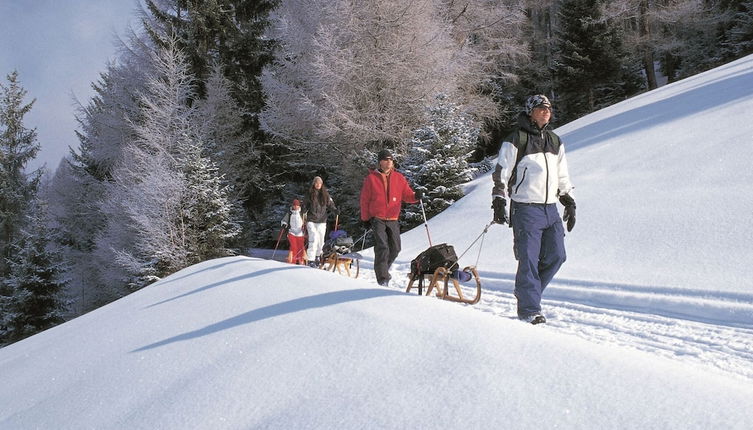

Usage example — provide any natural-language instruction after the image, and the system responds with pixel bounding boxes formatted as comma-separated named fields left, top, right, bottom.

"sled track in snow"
left=376, top=261, right=753, bottom=382
left=478, top=285, right=753, bottom=382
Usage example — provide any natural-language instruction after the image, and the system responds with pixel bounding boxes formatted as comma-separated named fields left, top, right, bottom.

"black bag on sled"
left=323, top=230, right=354, bottom=255
left=410, top=243, right=458, bottom=276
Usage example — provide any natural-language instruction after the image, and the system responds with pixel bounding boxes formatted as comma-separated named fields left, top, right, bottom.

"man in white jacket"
left=491, top=95, right=576, bottom=325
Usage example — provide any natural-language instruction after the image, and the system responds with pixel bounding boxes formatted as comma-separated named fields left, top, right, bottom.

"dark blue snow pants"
left=510, top=202, right=567, bottom=318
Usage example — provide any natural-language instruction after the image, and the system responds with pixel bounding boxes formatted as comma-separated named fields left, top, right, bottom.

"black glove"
left=361, top=219, right=372, bottom=230
left=559, top=194, right=576, bottom=232
left=492, top=197, right=507, bottom=225
left=281, top=221, right=288, bottom=228
left=414, top=189, right=423, bottom=200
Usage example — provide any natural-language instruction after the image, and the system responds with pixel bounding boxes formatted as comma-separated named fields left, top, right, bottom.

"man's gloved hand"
left=414, top=189, right=424, bottom=200
left=281, top=221, right=288, bottom=228
left=492, top=197, right=507, bottom=225
left=559, top=194, right=576, bottom=232
left=361, top=219, right=372, bottom=230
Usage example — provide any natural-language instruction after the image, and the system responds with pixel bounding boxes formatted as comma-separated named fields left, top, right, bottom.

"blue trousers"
left=510, top=202, right=566, bottom=318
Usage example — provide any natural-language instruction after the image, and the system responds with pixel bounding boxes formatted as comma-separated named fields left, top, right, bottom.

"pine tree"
left=44, top=159, right=111, bottom=312
left=196, top=64, right=263, bottom=242
left=179, top=142, right=242, bottom=260
left=402, top=94, right=480, bottom=227
left=70, top=33, right=154, bottom=181
left=0, top=200, right=68, bottom=346
left=95, top=39, right=241, bottom=289
left=45, top=31, right=158, bottom=307
left=725, top=0, right=753, bottom=57
left=0, top=71, right=43, bottom=276
left=143, top=0, right=277, bottom=108
left=49, top=12, right=257, bottom=309
left=555, top=0, right=643, bottom=122
left=143, top=0, right=279, bottom=230
left=51, top=29, right=163, bottom=309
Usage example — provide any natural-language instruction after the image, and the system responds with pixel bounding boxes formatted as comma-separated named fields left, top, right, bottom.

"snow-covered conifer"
left=197, top=64, right=262, bottom=215
left=403, top=94, right=480, bottom=225
left=45, top=30, right=157, bottom=309
left=724, top=1, right=753, bottom=58
left=178, top=142, right=242, bottom=261
left=0, top=71, right=42, bottom=276
left=45, top=159, right=114, bottom=312
left=555, top=0, right=644, bottom=122
left=0, top=199, right=68, bottom=346
left=95, top=38, right=241, bottom=289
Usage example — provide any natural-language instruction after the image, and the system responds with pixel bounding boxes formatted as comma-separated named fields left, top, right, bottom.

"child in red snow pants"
left=287, top=233, right=307, bottom=265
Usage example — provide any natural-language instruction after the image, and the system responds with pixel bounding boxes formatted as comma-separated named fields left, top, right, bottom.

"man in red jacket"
left=360, top=149, right=422, bottom=286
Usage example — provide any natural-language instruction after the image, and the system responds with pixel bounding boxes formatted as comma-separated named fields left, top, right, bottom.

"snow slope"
left=2, top=256, right=753, bottom=429
left=2, top=55, right=753, bottom=429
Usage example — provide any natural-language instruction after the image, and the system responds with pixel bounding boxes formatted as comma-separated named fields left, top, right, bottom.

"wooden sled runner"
left=404, top=221, right=494, bottom=305
left=319, top=251, right=362, bottom=278
left=405, top=265, right=481, bottom=305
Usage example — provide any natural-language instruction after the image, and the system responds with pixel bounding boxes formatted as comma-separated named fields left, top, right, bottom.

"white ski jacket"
left=282, top=208, right=306, bottom=237
left=492, top=114, right=574, bottom=204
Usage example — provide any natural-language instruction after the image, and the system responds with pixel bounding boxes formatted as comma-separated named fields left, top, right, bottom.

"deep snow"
left=2, top=55, right=753, bottom=429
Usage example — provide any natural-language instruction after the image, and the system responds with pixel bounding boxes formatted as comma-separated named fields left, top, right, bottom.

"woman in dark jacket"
left=303, top=176, right=337, bottom=267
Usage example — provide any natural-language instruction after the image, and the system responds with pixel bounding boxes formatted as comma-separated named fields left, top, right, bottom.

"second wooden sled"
left=319, top=251, right=362, bottom=278
left=405, top=265, right=481, bottom=305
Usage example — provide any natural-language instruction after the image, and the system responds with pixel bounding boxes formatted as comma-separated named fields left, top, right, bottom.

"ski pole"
left=272, top=227, right=286, bottom=260
left=419, top=197, right=432, bottom=246
left=334, top=213, right=339, bottom=232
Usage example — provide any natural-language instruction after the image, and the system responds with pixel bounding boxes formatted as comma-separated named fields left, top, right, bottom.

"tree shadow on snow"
left=152, top=256, right=252, bottom=287
left=132, top=288, right=403, bottom=352
left=145, top=265, right=303, bottom=308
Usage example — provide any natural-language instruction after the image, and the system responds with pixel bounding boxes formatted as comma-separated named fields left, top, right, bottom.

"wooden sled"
left=405, top=265, right=481, bottom=305
left=319, top=252, right=361, bottom=278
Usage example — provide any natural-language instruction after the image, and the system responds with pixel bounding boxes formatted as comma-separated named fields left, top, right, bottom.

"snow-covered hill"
left=2, top=55, right=753, bottom=429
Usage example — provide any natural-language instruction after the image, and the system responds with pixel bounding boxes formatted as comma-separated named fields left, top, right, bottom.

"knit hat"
left=525, top=94, right=552, bottom=115
left=377, top=149, right=393, bottom=161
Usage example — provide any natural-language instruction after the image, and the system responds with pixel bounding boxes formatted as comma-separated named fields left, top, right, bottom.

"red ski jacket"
left=360, top=168, right=417, bottom=221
